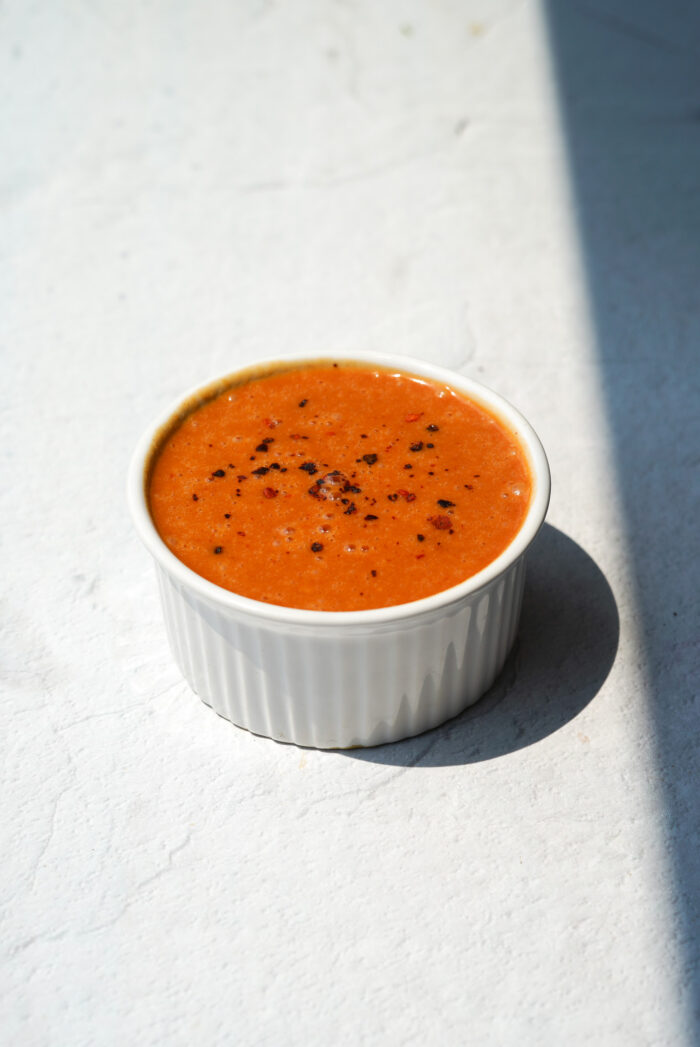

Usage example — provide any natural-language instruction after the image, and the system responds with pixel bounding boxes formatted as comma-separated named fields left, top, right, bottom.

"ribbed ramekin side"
left=502, top=561, right=523, bottom=657
left=156, top=566, right=194, bottom=685
left=480, top=575, right=507, bottom=695
left=460, top=558, right=525, bottom=705
left=154, top=555, right=528, bottom=749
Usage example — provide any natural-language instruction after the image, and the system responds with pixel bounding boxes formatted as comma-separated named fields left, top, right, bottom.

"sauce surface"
left=148, top=363, right=532, bottom=611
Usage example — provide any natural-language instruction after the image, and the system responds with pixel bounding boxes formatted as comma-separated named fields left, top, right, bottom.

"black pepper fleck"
left=417, top=534, right=425, bottom=542
left=364, top=514, right=378, bottom=521
left=214, top=546, right=223, bottom=554
left=409, top=442, right=424, bottom=452
left=252, top=466, right=269, bottom=476
left=298, top=399, right=308, bottom=407
left=362, top=453, right=378, bottom=465
left=437, top=499, right=455, bottom=508
left=300, top=462, right=318, bottom=475
left=311, top=542, right=323, bottom=552
left=427, top=424, right=439, bottom=432
left=212, top=469, right=226, bottom=477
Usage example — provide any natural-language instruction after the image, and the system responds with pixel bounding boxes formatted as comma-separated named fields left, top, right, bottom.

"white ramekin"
left=128, top=352, right=550, bottom=748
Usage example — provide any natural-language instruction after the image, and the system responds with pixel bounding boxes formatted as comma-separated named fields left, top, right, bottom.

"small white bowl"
left=128, top=352, right=550, bottom=748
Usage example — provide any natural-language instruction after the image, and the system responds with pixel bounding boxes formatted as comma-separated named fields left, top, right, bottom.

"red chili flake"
left=417, top=534, right=425, bottom=542
left=371, top=570, right=377, bottom=577
left=437, top=499, right=455, bottom=508
left=464, top=484, right=473, bottom=490
left=397, top=489, right=416, bottom=502
left=387, top=493, right=399, bottom=502
left=426, top=424, right=439, bottom=432
left=252, top=466, right=269, bottom=476
left=362, top=453, right=378, bottom=465
left=409, top=442, right=424, bottom=453
left=214, top=546, right=223, bottom=554
left=311, top=542, right=323, bottom=552
left=237, top=475, right=247, bottom=482
left=263, top=487, right=278, bottom=499
left=238, top=531, right=246, bottom=536
left=405, top=413, right=423, bottom=423
left=428, top=515, right=452, bottom=530
left=364, top=514, right=378, bottom=521
left=263, top=418, right=279, bottom=428
left=416, top=553, right=425, bottom=559
left=212, top=469, right=226, bottom=477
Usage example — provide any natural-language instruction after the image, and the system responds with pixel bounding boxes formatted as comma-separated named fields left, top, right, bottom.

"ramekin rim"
left=127, top=350, right=550, bottom=626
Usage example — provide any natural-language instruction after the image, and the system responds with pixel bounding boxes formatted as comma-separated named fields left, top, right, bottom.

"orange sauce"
left=148, top=363, right=532, bottom=611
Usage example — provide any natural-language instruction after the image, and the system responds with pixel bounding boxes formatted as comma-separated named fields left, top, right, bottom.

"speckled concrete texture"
left=2, top=1, right=698, bottom=1044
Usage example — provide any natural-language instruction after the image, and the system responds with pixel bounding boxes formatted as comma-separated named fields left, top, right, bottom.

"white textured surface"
left=2, top=1, right=699, bottom=1044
